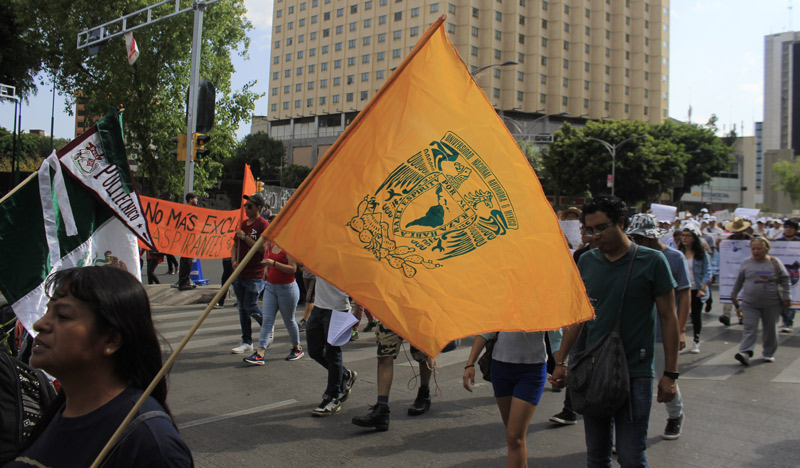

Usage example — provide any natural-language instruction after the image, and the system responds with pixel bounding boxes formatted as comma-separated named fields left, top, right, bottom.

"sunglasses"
left=584, top=222, right=615, bottom=237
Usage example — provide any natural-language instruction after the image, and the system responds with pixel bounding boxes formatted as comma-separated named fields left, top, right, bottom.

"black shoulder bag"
left=567, top=244, right=637, bottom=418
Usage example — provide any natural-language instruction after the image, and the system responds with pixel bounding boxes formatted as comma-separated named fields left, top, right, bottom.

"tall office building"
left=265, top=0, right=670, bottom=167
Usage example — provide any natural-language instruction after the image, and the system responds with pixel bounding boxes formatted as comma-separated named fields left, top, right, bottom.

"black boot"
left=408, top=389, right=431, bottom=416
left=352, top=403, right=390, bottom=431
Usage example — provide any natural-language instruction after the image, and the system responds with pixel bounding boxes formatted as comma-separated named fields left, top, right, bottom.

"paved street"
left=147, top=263, right=800, bottom=467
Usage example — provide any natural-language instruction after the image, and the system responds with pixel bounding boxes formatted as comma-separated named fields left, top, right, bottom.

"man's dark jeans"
left=306, top=306, right=345, bottom=398
left=584, top=377, right=653, bottom=468
left=178, top=256, right=193, bottom=287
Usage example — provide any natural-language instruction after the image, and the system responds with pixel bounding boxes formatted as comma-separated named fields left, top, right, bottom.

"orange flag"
left=240, top=164, right=256, bottom=222
left=265, top=16, right=593, bottom=358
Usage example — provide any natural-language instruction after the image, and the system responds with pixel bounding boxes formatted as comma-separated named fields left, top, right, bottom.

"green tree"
left=0, top=0, right=44, bottom=99
left=24, top=0, right=260, bottom=200
left=0, top=126, right=71, bottom=171
left=773, top=159, right=800, bottom=204
left=281, top=164, right=312, bottom=188
left=223, top=132, right=286, bottom=183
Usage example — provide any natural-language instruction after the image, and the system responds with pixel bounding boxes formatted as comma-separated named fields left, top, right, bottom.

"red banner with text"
left=138, top=196, right=240, bottom=259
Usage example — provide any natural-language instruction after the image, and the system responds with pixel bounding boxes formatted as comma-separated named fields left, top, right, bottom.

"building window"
left=321, top=62, right=328, bottom=71
left=348, top=39, right=355, bottom=49
left=377, top=70, right=385, bottom=79
left=361, top=91, right=369, bottom=100
left=517, top=71, right=524, bottom=81
left=351, top=4, right=357, bottom=13
left=605, top=65, right=610, bottom=75
left=333, top=95, right=340, bottom=104
left=394, top=11, right=402, bottom=20
left=449, top=3, right=456, bottom=14
left=393, top=30, right=401, bottom=40
left=346, top=93, right=353, bottom=102
left=517, top=91, right=523, bottom=101
left=542, top=19, right=547, bottom=29
left=272, top=87, right=278, bottom=96
left=309, top=48, right=316, bottom=57
left=334, top=59, right=342, bottom=68
left=288, top=21, right=293, bottom=30
left=563, top=58, right=568, bottom=69
left=297, top=50, right=304, bottom=59
left=275, top=25, right=281, bottom=33
left=378, top=33, right=386, bottom=42
left=540, top=74, right=546, bottom=84
left=411, top=7, right=419, bottom=17
left=274, top=56, right=280, bottom=64
left=362, top=54, right=370, bottom=63
left=562, top=77, right=568, bottom=87
left=365, top=0, right=372, bottom=9
left=519, top=15, right=525, bottom=25
left=363, top=37, right=371, bottom=46
left=361, top=72, right=369, bottom=81
left=335, top=25, right=342, bottom=34
left=276, top=9, right=282, bottom=18
left=337, top=8, right=343, bottom=16
left=430, top=3, right=439, bottom=13
left=447, top=23, right=455, bottom=33
left=495, top=30, right=501, bottom=40
left=410, top=26, right=419, bottom=36
left=493, top=88, right=500, bottom=98
left=379, top=15, right=386, bottom=24
left=584, top=99, right=589, bottom=108
left=295, top=99, right=300, bottom=108
left=471, top=46, right=478, bottom=56
left=274, top=40, right=280, bottom=49
left=584, top=62, right=590, bottom=72
left=348, top=57, right=356, bottom=66
left=564, top=41, right=569, bottom=50
left=517, top=52, right=524, bottom=63
left=540, top=93, right=546, bottom=103
left=349, top=22, right=357, bottom=32
left=584, top=80, right=589, bottom=90
left=604, top=101, right=609, bottom=111
left=519, top=34, right=525, bottom=44
left=320, top=79, right=327, bottom=88
left=333, top=77, right=341, bottom=85
left=393, top=48, right=402, bottom=58
left=271, top=103, right=277, bottom=111
left=311, top=15, right=317, bottom=24
left=283, top=101, right=289, bottom=110
left=472, top=26, right=479, bottom=37
left=323, top=28, right=330, bottom=37
left=364, top=18, right=372, bottom=27
left=604, top=83, right=610, bottom=92
left=299, top=18, right=305, bottom=27
left=308, top=64, right=315, bottom=73
left=324, top=11, right=330, bottom=20
left=319, top=96, right=326, bottom=106
left=541, top=37, right=547, bottom=47
left=541, top=56, right=547, bottom=65
left=564, top=23, right=569, bottom=32
left=308, top=81, right=314, bottom=90
left=335, top=42, right=342, bottom=51
left=495, top=11, right=502, bottom=21
left=624, top=103, right=629, bottom=113
left=284, top=69, right=291, bottom=77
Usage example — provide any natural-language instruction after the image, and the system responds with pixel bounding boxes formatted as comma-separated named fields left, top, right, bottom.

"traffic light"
left=255, top=181, right=264, bottom=192
left=171, top=134, right=187, bottom=161
left=193, top=133, right=210, bottom=160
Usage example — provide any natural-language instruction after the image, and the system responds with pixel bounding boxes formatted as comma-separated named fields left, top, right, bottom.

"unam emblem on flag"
left=347, top=132, right=517, bottom=278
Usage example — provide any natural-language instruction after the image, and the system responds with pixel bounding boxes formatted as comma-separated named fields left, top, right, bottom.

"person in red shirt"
left=243, top=240, right=304, bottom=365
left=230, top=193, right=269, bottom=355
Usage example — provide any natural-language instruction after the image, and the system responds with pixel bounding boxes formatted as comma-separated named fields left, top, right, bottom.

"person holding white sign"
left=679, top=223, right=711, bottom=354
left=731, top=238, right=792, bottom=365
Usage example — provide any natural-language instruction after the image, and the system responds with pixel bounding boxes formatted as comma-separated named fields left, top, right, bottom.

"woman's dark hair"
left=581, top=195, right=630, bottom=229
left=679, top=230, right=706, bottom=260
left=43, top=267, right=173, bottom=421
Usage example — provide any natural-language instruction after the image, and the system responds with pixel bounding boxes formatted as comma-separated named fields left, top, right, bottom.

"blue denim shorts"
left=490, top=360, right=547, bottom=405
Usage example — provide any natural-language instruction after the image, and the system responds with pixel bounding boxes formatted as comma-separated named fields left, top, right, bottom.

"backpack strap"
left=97, top=410, right=171, bottom=467
left=614, top=244, right=638, bottom=333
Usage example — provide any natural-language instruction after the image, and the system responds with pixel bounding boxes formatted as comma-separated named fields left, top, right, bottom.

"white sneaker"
left=689, top=342, right=700, bottom=354
left=231, top=342, right=253, bottom=354
left=780, top=326, right=792, bottom=334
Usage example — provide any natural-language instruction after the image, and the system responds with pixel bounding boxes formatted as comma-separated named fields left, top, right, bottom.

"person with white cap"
left=627, top=214, right=691, bottom=439
left=768, top=218, right=784, bottom=240
left=678, top=221, right=711, bottom=354
left=719, top=218, right=753, bottom=326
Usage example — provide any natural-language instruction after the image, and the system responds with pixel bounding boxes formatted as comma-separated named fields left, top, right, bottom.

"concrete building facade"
left=261, top=0, right=670, bottom=167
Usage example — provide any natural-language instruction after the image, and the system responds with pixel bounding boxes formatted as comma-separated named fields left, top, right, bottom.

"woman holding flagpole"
left=6, top=266, right=192, bottom=467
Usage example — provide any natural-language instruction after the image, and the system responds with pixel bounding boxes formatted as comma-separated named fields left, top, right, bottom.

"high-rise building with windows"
left=264, top=0, right=670, bottom=167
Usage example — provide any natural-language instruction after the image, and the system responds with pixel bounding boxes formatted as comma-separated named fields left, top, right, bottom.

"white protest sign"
left=714, top=209, right=732, bottom=223
left=650, top=204, right=677, bottom=223
left=719, top=240, right=800, bottom=308
left=559, top=220, right=582, bottom=249
left=734, top=207, right=760, bottom=220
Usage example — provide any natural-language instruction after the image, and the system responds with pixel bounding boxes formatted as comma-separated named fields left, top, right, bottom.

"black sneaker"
left=549, top=410, right=578, bottom=425
left=735, top=352, right=750, bottom=366
left=407, top=390, right=431, bottom=416
left=719, top=315, right=730, bottom=326
left=352, top=403, right=390, bottom=431
left=663, top=414, right=683, bottom=440
left=339, top=369, right=358, bottom=403
left=312, top=395, right=341, bottom=417
left=243, top=352, right=265, bottom=366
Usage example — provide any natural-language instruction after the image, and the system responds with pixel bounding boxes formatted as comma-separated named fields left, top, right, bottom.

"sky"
left=1, top=0, right=798, bottom=141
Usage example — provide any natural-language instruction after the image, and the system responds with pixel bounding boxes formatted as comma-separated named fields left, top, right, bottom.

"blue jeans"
left=584, top=377, right=653, bottom=468
left=305, top=307, right=346, bottom=398
left=781, top=308, right=795, bottom=327
left=233, top=277, right=264, bottom=345
left=259, top=281, right=301, bottom=349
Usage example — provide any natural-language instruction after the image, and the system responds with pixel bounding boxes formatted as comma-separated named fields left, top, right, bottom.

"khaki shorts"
left=375, top=322, right=428, bottom=362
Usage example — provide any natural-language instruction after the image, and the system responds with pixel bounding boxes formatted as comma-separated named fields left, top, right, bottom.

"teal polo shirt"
left=577, top=244, right=676, bottom=378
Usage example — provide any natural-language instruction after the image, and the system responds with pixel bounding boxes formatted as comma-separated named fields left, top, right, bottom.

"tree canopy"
left=773, top=159, right=800, bottom=205
left=540, top=119, right=733, bottom=205
left=19, top=0, right=260, bottom=200
left=223, top=132, right=286, bottom=183
left=0, top=127, right=71, bottom=171
left=0, top=0, right=44, bottom=100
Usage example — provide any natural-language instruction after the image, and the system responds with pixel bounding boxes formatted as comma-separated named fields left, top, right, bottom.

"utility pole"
left=587, top=135, right=648, bottom=197
left=77, top=0, right=219, bottom=199
left=1, top=84, right=20, bottom=184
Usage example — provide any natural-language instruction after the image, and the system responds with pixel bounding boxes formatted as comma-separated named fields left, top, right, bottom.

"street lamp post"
left=471, top=60, right=518, bottom=77
left=586, top=135, right=647, bottom=197
left=1, top=83, right=21, bottom=185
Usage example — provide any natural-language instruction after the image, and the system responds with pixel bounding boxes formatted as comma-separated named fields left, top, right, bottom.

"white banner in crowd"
left=559, top=220, right=582, bottom=250
left=733, top=207, right=760, bottom=220
left=714, top=209, right=732, bottom=223
left=650, top=203, right=677, bottom=222
left=719, top=240, right=800, bottom=308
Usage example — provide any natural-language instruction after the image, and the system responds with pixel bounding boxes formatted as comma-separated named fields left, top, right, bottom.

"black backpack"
left=0, top=347, right=58, bottom=463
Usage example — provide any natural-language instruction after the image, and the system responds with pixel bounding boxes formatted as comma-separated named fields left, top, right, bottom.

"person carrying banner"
left=304, top=277, right=358, bottom=416
left=679, top=222, right=711, bottom=354
left=550, top=195, right=679, bottom=468
left=351, top=325, right=434, bottom=431
left=777, top=218, right=799, bottom=333
left=177, top=192, right=199, bottom=291
left=5, top=267, right=193, bottom=467
left=231, top=193, right=269, bottom=355
left=719, top=217, right=753, bottom=326
left=731, top=237, right=792, bottom=365
left=242, top=242, right=304, bottom=365
left=627, top=213, right=691, bottom=440
left=462, top=332, right=547, bottom=467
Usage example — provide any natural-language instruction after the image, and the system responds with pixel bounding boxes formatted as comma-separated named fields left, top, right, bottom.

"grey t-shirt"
left=731, top=257, right=791, bottom=307
left=314, top=277, right=351, bottom=311
left=481, top=331, right=546, bottom=364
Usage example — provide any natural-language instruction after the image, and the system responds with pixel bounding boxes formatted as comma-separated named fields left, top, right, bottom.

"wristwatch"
left=663, top=371, right=679, bottom=380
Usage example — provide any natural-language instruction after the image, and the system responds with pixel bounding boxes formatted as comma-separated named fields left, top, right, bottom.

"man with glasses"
left=627, top=213, right=691, bottom=440
left=550, top=196, right=680, bottom=467
left=231, top=193, right=269, bottom=354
